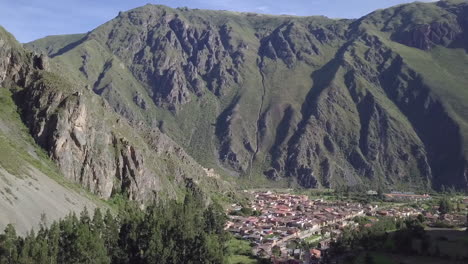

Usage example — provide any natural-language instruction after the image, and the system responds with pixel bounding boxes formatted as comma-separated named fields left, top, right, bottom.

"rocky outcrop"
left=92, top=8, right=246, bottom=110
left=393, top=21, right=462, bottom=50
left=13, top=71, right=219, bottom=201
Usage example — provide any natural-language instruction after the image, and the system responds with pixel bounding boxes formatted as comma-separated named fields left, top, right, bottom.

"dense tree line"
left=329, top=216, right=463, bottom=262
left=0, top=189, right=229, bottom=264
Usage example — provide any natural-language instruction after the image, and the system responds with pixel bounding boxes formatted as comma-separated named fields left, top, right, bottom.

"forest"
left=0, top=188, right=228, bottom=264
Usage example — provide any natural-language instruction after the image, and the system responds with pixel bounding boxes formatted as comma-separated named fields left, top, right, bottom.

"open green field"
left=226, top=238, right=260, bottom=264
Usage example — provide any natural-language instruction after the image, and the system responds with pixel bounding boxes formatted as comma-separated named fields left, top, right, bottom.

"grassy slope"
left=361, top=0, right=468, bottom=156
left=24, top=33, right=85, bottom=56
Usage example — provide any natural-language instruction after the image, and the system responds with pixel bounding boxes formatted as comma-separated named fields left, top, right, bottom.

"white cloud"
left=256, top=6, right=270, bottom=13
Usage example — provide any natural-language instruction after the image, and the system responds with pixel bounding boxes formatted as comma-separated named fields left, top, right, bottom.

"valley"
left=0, top=0, right=468, bottom=263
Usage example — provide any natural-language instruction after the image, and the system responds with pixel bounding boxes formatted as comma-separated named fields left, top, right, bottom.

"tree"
left=92, top=208, right=105, bottom=236
left=272, top=246, right=281, bottom=258
left=204, top=203, right=227, bottom=236
left=73, top=222, right=110, bottom=264
left=438, top=198, right=453, bottom=214
left=441, top=185, right=446, bottom=194
left=365, top=252, right=375, bottom=264
left=47, top=222, right=60, bottom=263
left=103, top=210, right=120, bottom=261
left=240, top=207, right=253, bottom=216
left=80, top=207, right=91, bottom=225
left=0, top=224, right=18, bottom=264
left=377, top=186, right=384, bottom=200
left=416, top=214, right=426, bottom=224
left=420, top=236, right=431, bottom=255
left=321, top=228, right=327, bottom=239
left=0, top=191, right=231, bottom=264
left=466, top=213, right=468, bottom=231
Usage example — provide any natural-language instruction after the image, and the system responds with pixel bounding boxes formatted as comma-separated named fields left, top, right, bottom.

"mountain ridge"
left=13, top=0, right=468, bottom=194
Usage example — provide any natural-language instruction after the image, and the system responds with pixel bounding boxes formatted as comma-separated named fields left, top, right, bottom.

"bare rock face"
left=394, top=21, right=462, bottom=50
left=259, top=22, right=326, bottom=67
left=17, top=78, right=124, bottom=199
left=94, top=10, right=245, bottom=110
left=15, top=74, right=215, bottom=201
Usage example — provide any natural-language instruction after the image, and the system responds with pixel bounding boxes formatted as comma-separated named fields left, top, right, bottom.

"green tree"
left=377, top=186, right=384, bottom=200
left=47, top=222, right=60, bottom=263
left=92, top=208, right=105, bottom=236
left=0, top=224, right=18, bottom=264
left=365, top=252, right=375, bottom=264
left=103, top=210, right=120, bottom=261
left=239, top=207, right=253, bottom=216
left=438, top=197, right=453, bottom=214
left=204, top=203, right=227, bottom=236
left=416, top=214, right=426, bottom=224
left=0, top=189, right=230, bottom=264
left=466, top=213, right=468, bottom=231
left=272, top=246, right=281, bottom=257
left=80, top=207, right=91, bottom=225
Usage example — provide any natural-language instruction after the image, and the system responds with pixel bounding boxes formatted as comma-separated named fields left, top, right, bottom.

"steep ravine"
left=248, top=57, right=268, bottom=180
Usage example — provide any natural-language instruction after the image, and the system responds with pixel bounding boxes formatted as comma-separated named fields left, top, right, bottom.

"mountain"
left=24, top=0, right=468, bottom=192
left=0, top=16, right=232, bottom=233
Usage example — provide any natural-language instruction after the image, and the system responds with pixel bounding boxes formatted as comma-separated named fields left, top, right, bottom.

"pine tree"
left=80, top=207, right=91, bottom=226
left=103, top=210, right=120, bottom=261
left=47, top=222, right=60, bottom=263
left=0, top=191, right=230, bottom=264
left=0, top=224, right=18, bottom=264
left=92, top=208, right=105, bottom=238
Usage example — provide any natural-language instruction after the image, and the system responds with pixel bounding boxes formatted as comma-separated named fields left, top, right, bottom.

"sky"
left=0, top=0, right=437, bottom=43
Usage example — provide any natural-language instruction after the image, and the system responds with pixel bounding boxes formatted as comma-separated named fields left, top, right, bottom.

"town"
left=225, top=191, right=459, bottom=263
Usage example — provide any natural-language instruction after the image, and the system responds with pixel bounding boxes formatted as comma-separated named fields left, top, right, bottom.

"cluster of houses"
left=383, top=191, right=431, bottom=201
left=226, top=192, right=467, bottom=263
left=368, top=207, right=422, bottom=218
left=366, top=190, right=432, bottom=201
left=226, top=192, right=370, bottom=259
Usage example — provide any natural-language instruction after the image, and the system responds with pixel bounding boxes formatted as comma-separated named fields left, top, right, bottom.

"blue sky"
left=0, top=0, right=436, bottom=43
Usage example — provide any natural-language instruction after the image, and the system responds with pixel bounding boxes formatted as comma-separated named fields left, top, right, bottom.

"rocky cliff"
left=0, top=27, right=103, bottom=234
left=0, top=26, right=230, bottom=206
left=21, top=0, right=468, bottom=191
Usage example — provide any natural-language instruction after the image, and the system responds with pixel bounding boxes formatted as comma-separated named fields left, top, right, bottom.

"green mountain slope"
left=24, top=0, right=468, bottom=191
